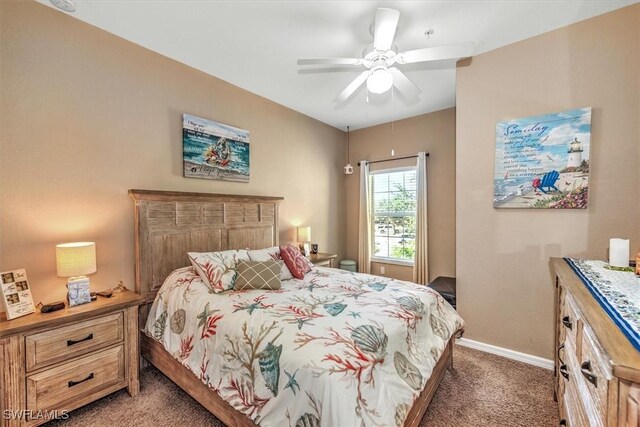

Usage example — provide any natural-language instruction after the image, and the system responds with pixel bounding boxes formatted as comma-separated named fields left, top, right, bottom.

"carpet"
left=47, top=345, right=559, bottom=427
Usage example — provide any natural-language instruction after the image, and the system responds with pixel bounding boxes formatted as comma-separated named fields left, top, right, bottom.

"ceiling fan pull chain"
left=391, top=86, right=395, bottom=156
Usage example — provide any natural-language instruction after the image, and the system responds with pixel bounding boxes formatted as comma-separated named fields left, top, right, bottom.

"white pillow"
left=188, top=249, right=250, bottom=293
left=247, top=246, right=294, bottom=280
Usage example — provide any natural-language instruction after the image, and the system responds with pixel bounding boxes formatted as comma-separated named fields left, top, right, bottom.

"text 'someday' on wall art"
left=183, top=114, right=250, bottom=183
left=493, top=107, right=591, bottom=209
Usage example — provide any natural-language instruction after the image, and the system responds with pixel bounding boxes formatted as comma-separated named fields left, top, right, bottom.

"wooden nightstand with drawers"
left=0, top=290, right=144, bottom=426
left=308, top=253, right=337, bottom=268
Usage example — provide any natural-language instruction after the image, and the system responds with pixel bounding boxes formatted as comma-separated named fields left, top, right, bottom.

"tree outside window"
left=371, top=168, right=416, bottom=262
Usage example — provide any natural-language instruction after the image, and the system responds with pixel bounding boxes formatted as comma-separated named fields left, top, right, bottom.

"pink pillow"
left=279, top=244, right=311, bottom=279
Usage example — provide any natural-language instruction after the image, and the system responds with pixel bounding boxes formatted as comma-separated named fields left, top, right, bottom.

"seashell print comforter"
left=145, top=266, right=464, bottom=427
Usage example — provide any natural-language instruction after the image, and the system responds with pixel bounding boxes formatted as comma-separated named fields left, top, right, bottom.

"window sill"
left=371, top=258, right=414, bottom=267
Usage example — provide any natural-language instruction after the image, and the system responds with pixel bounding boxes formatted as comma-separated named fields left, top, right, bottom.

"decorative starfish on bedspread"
left=233, top=295, right=275, bottom=315
left=283, top=369, right=300, bottom=395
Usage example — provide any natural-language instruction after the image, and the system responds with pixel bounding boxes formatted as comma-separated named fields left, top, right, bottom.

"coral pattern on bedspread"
left=145, top=266, right=464, bottom=427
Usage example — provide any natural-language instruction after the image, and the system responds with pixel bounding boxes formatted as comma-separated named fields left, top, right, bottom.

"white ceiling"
left=39, top=0, right=636, bottom=130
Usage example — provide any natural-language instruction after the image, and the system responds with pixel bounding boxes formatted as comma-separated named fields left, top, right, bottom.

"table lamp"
left=297, top=226, right=311, bottom=256
left=56, top=242, right=97, bottom=285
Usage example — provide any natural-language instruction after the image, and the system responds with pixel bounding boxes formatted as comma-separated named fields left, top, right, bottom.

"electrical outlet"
left=380, top=266, right=385, bottom=275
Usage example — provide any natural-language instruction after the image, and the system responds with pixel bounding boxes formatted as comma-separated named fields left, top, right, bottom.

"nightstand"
left=0, top=290, right=144, bottom=426
left=308, top=253, right=337, bottom=268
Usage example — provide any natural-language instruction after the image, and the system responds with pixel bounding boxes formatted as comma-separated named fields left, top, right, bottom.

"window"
left=370, top=167, right=417, bottom=264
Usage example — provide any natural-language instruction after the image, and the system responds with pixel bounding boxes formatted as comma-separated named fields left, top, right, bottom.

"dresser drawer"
left=26, top=345, right=125, bottom=411
left=25, top=312, right=124, bottom=371
left=563, top=361, right=590, bottom=427
left=578, top=326, right=611, bottom=426
left=561, top=292, right=580, bottom=347
left=626, top=383, right=640, bottom=427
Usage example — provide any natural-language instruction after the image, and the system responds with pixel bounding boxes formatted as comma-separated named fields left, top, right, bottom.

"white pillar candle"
left=609, top=238, right=630, bottom=267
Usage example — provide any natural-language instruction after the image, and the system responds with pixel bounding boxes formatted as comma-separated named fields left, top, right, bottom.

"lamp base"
left=67, top=276, right=91, bottom=306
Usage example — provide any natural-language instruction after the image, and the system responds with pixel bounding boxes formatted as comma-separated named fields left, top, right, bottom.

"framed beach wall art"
left=493, top=107, right=591, bottom=209
left=183, top=114, right=250, bottom=182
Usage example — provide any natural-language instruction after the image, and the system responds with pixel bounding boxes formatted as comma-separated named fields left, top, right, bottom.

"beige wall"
left=346, top=108, right=456, bottom=281
left=0, top=1, right=346, bottom=308
left=456, top=5, right=640, bottom=359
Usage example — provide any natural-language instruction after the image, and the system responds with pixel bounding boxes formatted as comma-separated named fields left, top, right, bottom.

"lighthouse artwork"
left=493, top=107, right=591, bottom=209
left=567, top=138, right=584, bottom=169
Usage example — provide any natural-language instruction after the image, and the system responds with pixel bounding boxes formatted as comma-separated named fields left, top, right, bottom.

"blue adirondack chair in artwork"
left=538, top=170, right=560, bottom=193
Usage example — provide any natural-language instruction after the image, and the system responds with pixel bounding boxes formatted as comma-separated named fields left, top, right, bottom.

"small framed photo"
left=303, top=243, right=311, bottom=257
left=1, top=268, right=36, bottom=320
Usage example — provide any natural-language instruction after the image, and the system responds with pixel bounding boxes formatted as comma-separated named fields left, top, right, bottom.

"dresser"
left=550, top=258, right=640, bottom=427
left=0, top=291, right=144, bottom=426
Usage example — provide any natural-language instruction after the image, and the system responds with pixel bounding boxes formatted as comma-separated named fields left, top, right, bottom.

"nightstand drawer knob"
left=561, top=316, right=572, bottom=330
left=68, top=372, right=94, bottom=387
left=67, top=333, right=94, bottom=346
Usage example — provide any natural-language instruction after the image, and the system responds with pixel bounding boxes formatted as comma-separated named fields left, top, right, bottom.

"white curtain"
left=413, top=152, right=429, bottom=284
left=358, top=161, right=371, bottom=274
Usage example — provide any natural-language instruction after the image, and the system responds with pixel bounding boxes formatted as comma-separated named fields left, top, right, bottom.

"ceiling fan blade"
left=335, top=71, right=369, bottom=103
left=373, top=8, right=400, bottom=52
left=389, top=67, right=421, bottom=99
left=396, top=42, right=474, bottom=64
left=298, top=58, right=363, bottom=66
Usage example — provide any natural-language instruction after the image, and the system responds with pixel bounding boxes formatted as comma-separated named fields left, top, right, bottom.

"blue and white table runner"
left=564, top=258, right=640, bottom=352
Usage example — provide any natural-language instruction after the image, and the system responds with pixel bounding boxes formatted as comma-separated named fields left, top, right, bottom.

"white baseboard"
left=456, top=337, right=554, bottom=370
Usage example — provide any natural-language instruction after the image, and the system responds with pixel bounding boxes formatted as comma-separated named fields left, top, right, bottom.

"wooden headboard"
left=129, top=189, right=283, bottom=326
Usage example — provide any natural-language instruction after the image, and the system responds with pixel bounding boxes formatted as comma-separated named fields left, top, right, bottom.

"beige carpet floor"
left=47, top=345, right=559, bottom=427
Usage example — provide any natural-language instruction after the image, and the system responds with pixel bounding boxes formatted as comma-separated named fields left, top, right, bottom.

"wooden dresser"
left=551, top=258, right=640, bottom=427
left=0, top=291, right=144, bottom=426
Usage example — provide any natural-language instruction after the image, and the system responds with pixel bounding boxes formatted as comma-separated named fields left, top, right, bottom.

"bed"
left=130, top=189, right=464, bottom=427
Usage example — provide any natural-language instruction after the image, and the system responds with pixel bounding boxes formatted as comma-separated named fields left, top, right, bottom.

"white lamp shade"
left=56, top=242, right=97, bottom=277
left=297, top=226, right=311, bottom=242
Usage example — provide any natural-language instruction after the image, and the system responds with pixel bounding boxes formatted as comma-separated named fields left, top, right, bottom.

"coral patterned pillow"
left=279, top=244, right=311, bottom=279
left=188, top=249, right=250, bottom=293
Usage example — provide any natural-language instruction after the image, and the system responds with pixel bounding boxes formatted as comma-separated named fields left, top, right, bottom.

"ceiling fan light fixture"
left=298, top=8, right=474, bottom=103
left=50, top=0, right=76, bottom=12
left=367, top=67, right=393, bottom=94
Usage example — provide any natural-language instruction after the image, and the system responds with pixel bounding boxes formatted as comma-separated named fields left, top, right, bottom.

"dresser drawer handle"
left=559, top=419, right=567, bottom=426
left=557, top=344, right=569, bottom=380
left=68, top=373, right=94, bottom=388
left=67, top=333, right=93, bottom=346
left=561, top=316, right=572, bottom=330
left=559, top=364, right=569, bottom=380
left=580, top=361, right=597, bottom=387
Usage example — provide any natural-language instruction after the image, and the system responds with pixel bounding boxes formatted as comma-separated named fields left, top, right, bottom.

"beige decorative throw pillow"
left=234, top=260, right=282, bottom=290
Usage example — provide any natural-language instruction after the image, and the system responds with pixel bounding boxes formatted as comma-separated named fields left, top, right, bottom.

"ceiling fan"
left=298, top=8, right=474, bottom=103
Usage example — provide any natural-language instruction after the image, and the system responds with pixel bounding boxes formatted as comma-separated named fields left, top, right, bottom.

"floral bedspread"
left=145, top=266, right=464, bottom=427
